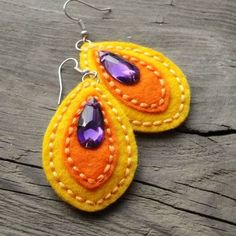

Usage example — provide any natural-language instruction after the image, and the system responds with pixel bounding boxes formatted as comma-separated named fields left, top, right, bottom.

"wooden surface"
left=0, top=0, right=236, bottom=235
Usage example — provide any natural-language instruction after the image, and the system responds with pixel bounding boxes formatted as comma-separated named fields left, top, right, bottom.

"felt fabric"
left=80, top=41, right=190, bottom=133
left=42, top=79, right=137, bottom=212
left=93, top=50, right=170, bottom=113
left=64, top=94, right=119, bottom=190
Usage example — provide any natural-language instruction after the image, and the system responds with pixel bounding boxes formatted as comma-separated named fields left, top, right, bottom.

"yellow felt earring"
left=42, top=73, right=138, bottom=212
left=80, top=41, right=190, bottom=133
left=43, top=2, right=139, bottom=212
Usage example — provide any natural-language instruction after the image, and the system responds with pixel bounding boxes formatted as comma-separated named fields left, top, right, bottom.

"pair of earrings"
left=42, top=0, right=190, bottom=212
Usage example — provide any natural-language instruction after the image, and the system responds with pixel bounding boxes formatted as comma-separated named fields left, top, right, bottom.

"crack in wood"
left=130, top=193, right=236, bottom=227
left=0, top=157, right=42, bottom=169
left=189, top=199, right=217, bottom=209
left=175, top=182, right=236, bottom=202
left=134, top=179, right=180, bottom=194
left=177, top=128, right=236, bottom=137
left=0, top=187, right=61, bottom=202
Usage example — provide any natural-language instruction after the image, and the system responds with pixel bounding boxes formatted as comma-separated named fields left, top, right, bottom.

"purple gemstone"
left=99, top=51, right=140, bottom=85
left=77, top=98, right=104, bottom=149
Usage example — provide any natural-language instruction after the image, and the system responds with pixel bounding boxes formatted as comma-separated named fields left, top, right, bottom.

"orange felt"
left=92, top=49, right=170, bottom=113
left=63, top=94, right=118, bottom=190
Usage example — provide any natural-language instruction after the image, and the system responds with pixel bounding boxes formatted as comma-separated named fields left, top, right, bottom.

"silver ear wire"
left=58, top=58, right=88, bottom=105
left=58, top=58, right=98, bottom=105
left=58, top=1, right=106, bottom=105
left=63, top=0, right=111, bottom=40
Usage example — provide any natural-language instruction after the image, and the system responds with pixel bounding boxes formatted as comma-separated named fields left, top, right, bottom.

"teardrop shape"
left=42, top=79, right=138, bottom=212
left=77, top=97, right=104, bottom=149
left=80, top=42, right=190, bottom=133
left=99, top=51, right=140, bottom=84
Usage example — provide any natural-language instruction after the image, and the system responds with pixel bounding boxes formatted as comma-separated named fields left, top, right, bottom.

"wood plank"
left=0, top=0, right=235, bottom=235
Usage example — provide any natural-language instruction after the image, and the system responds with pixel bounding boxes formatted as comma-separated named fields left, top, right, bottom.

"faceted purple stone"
left=99, top=51, right=140, bottom=85
left=77, top=97, right=104, bottom=149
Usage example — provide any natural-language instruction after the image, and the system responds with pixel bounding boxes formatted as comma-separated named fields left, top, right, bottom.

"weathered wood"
left=0, top=0, right=235, bottom=235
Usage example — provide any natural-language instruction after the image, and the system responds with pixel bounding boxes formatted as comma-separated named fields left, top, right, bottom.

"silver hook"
left=58, top=58, right=88, bottom=105
left=63, top=0, right=111, bottom=39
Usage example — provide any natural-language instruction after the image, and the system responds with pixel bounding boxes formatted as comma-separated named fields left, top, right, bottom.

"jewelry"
left=42, top=0, right=191, bottom=212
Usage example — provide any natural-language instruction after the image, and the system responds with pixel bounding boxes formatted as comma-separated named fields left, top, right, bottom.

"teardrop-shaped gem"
left=77, top=97, right=104, bottom=149
left=99, top=51, right=140, bottom=85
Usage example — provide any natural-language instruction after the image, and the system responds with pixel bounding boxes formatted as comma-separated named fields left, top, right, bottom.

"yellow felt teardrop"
left=80, top=41, right=190, bottom=133
left=42, top=79, right=137, bottom=212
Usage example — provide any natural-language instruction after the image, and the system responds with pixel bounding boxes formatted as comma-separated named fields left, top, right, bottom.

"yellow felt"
left=42, top=79, right=137, bottom=212
left=80, top=41, right=190, bottom=132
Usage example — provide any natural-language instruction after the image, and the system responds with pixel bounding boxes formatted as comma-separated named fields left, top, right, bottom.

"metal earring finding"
left=57, top=57, right=98, bottom=105
left=63, top=0, right=112, bottom=49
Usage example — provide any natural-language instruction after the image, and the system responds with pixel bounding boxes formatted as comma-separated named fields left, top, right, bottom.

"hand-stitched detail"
left=63, top=95, right=118, bottom=190
left=81, top=42, right=189, bottom=129
left=95, top=50, right=170, bottom=112
left=87, top=49, right=170, bottom=114
left=48, top=81, right=133, bottom=205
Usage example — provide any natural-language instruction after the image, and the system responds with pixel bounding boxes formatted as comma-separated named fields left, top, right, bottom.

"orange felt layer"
left=64, top=94, right=118, bottom=190
left=92, top=49, right=170, bottom=113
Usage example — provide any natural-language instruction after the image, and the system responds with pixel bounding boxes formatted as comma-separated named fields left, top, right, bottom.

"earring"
left=43, top=0, right=191, bottom=212
left=42, top=59, right=137, bottom=210
left=63, top=0, right=191, bottom=133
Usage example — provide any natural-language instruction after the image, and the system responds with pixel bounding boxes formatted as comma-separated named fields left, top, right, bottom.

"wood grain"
left=0, top=0, right=235, bottom=235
